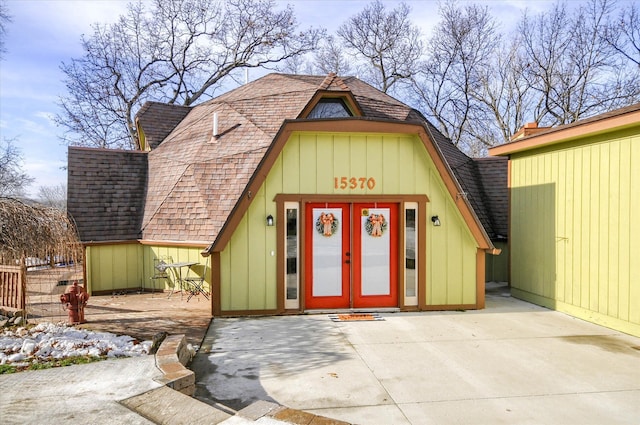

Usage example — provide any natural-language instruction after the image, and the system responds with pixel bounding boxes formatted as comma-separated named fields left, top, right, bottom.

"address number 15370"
left=334, top=177, right=376, bottom=190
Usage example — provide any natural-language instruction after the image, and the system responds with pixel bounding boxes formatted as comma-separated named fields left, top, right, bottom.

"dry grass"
left=0, top=197, right=82, bottom=265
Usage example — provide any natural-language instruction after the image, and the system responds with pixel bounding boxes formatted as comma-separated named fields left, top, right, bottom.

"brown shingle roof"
left=319, top=73, right=350, bottom=90
left=474, top=157, right=508, bottom=240
left=420, top=118, right=507, bottom=240
left=67, top=147, right=147, bottom=242
left=136, top=102, right=191, bottom=150
left=139, top=73, right=431, bottom=242
left=69, top=73, right=506, bottom=244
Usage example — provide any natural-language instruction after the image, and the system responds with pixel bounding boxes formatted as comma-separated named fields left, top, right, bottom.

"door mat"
left=329, top=313, right=384, bottom=322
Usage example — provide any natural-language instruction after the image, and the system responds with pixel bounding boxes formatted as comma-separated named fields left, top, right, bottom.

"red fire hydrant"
left=60, top=281, right=90, bottom=324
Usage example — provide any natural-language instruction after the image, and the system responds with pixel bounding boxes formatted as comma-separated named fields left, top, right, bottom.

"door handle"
left=345, top=252, right=350, bottom=264
left=345, top=260, right=351, bottom=264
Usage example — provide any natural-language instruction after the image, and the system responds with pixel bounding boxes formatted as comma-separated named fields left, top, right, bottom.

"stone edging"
left=154, top=334, right=195, bottom=395
left=151, top=334, right=352, bottom=424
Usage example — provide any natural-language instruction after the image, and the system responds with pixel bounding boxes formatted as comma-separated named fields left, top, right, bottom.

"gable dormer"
left=298, top=73, right=364, bottom=119
left=135, top=102, right=191, bottom=151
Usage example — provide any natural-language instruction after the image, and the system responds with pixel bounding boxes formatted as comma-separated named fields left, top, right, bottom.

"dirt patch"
left=77, top=292, right=212, bottom=348
left=561, top=335, right=640, bottom=356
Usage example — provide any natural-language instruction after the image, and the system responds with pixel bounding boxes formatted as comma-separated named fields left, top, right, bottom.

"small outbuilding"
left=490, top=104, right=640, bottom=337
left=68, top=73, right=506, bottom=316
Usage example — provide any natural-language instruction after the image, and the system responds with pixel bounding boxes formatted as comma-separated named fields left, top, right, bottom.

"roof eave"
left=490, top=108, right=640, bottom=156
left=419, top=124, right=495, bottom=252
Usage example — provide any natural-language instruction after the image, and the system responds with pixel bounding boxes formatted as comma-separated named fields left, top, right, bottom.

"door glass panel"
left=405, top=205, right=417, bottom=299
left=312, top=208, right=343, bottom=297
left=285, top=204, right=299, bottom=308
left=360, top=208, right=390, bottom=296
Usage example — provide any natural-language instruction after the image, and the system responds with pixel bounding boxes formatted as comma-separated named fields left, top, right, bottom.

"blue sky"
left=0, top=0, right=541, bottom=197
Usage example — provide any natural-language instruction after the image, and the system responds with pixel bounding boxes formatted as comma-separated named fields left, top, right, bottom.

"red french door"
left=305, top=203, right=398, bottom=309
left=305, top=203, right=350, bottom=309
left=352, top=203, right=398, bottom=308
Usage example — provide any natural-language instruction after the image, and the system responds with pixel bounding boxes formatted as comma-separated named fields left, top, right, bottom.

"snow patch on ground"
left=0, top=322, right=151, bottom=366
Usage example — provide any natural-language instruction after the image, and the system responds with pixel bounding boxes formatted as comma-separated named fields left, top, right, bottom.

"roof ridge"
left=353, top=94, right=413, bottom=110
left=319, top=73, right=350, bottom=91
left=144, top=100, right=192, bottom=109
left=140, top=162, right=189, bottom=233
left=142, top=165, right=213, bottom=233
left=192, top=145, right=269, bottom=164
left=200, top=74, right=319, bottom=106
left=137, top=100, right=192, bottom=114
left=208, top=87, right=315, bottom=108
left=223, top=101, right=273, bottom=140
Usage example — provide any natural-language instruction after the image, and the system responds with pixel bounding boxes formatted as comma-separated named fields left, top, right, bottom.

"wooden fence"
left=0, top=264, right=26, bottom=310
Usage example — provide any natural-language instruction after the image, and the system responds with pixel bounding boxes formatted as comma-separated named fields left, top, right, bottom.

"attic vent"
left=308, top=98, right=352, bottom=119
left=208, top=113, right=241, bottom=143
left=212, top=112, right=219, bottom=139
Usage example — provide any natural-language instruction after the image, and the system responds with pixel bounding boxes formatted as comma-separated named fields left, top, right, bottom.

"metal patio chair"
left=183, top=255, right=210, bottom=302
left=149, top=256, right=172, bottom=295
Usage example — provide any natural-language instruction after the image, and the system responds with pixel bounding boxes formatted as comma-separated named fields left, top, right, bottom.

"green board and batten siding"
left=86, top=244, right=210, bottom=294
left=510, top=127, right=640, bottom=336
left=219, top=131, right=479, bottom=312
left=486, top=241, right=508, bottom=282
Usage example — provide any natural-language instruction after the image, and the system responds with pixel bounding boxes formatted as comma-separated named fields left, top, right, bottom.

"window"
left=307, top=98, right=352, bottom=119
left=285, top=202, right=299, bottom=309
left=404, top=203, right=418, bottom=306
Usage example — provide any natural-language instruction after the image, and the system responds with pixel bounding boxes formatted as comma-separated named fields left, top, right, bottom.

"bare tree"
left=410, top=0, right=640, bottom=155
left=603, top=2, right=640, bottom=66
left=277, top=53, right=315, bottom=75
left=312, top=35, right=353, bottom=76
left=56, top=0, right=322, bottom=150
left=476, top=35, right=539, bottom=147
left=0, top=0, right=11, bottom=60
left=337, top=0, right=423, bottom=94
left=411, top=1, right=497, bottom=152
left=474, top=0, right=640, bottom=151
left=37, top=184, right=67, bottom=211
left=518, top=0, right=639, bottom=126
left=0, top=138, right=34, bottom=197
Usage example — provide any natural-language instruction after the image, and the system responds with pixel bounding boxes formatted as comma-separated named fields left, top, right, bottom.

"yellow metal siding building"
left=490, top=104, right=640, bottom=337
left=85, top=244, right=209, bottom=295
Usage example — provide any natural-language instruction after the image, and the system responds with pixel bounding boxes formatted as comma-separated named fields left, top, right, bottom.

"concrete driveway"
left=192, top=286, right=640, bottom=424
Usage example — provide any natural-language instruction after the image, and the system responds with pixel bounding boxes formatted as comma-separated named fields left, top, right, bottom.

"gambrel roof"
left=68, top=73, right=505, bottom=247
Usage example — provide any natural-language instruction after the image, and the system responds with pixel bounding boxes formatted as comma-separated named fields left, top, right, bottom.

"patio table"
left=159, top=261, right=197, bottom=299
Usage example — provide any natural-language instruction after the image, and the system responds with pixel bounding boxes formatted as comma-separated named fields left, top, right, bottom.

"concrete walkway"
left=2, top=286, right=639, bottom=424
left=0, top=355, right=163, bottom=424
left=193, top=288, right=640, bottom=424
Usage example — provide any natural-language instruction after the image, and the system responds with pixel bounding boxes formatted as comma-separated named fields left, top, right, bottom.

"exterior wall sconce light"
left=431, top=215, right=441, bottom=226
left=266, top=214, right=274, bottom=226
